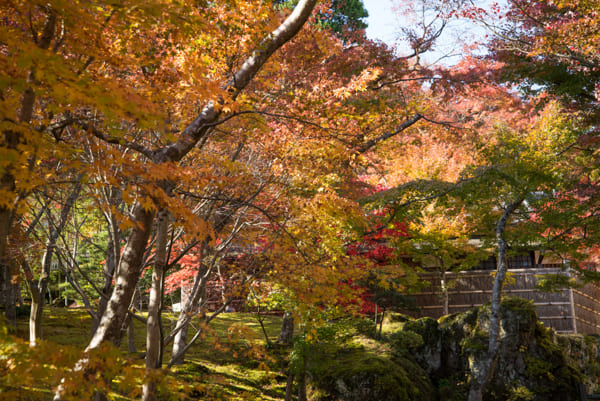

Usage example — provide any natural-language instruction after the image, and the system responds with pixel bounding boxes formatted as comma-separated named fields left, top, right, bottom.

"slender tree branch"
left=81, top=121, right=154, bottom=159
left=356, top=114, right=423, bottom=153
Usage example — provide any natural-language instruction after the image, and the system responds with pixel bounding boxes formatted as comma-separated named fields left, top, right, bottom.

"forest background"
left=1, top=0, right=600, bottom=400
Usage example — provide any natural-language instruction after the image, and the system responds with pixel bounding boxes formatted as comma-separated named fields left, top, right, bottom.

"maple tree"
left=454, top=102, right=584, bottom=401
left=154, top=0, right=477, bottom=363
left=478, top=0, right=600, bottom=118
left=482, top=0, right=600, bottom=263
left=6, top=0, right=600, bottom=399
left=356, top=32, right=591, bottom=395
left=385, top=0, right=600, bottom=397
left=1, top=0, right=335, bottom=399
left=402, top=201, right=484, bottom=315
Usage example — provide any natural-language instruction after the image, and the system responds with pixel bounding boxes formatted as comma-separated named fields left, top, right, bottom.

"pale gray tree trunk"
left=166, top=255, right=243, bottom=367
left=142, top=210, right=169, bottom=401
left=169, top=252, right=210, bottom=365
left=86, top=204, right=154, bottom=350
left=171, top=323, right=189, bottom=365
left=441, top=269, right=449, bottom=316
left=93, top=192, right=121, bottom=334
left=467, top=198, right=524, bottom=401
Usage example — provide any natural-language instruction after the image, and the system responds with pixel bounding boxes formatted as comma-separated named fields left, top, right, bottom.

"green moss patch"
left=308, top=336, right=435, bottom=401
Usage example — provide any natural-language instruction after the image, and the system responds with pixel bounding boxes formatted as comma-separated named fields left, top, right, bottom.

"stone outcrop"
left=308, top=335, right=435, bottom=401
left=401, top=298, right=600, bottom=401
left=308, top=299, right=600, bottom=401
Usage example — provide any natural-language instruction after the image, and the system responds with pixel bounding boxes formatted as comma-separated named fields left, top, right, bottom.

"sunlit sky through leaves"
left=363, top=0, right=398, bottom=44
left=363, top=0, right=495, bottom=65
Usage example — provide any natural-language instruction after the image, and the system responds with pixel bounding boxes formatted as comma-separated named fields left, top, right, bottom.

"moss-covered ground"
left=3, top=307, right=285, bottom=401
left=3, top=308, right=430, bottom=401
left=4, top=302, right=596, bottom=401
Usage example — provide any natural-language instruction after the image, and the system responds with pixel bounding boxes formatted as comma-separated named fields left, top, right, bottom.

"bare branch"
left=356, top=114, right=423, bottom=153
left=81, top=121, right=154, bottom=159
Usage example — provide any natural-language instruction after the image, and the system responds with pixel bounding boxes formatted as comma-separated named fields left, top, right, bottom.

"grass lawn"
left=3, top=306, right=288, bottom=401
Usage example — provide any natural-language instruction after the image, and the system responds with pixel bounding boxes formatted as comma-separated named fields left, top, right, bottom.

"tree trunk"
left=2, top=261, right=17, bottom=327
left=29, top=289, right=43, bottom=345
left=441, top=270, right=449, bottom=316
left=298, top=356, right=307, bottom=401
left=257, top=311, right=273, bottom=347
left=89, top=0, right=317, bottom=354
left=278, top=312, right=294, bottom=344
left=54, top=2, right=318, bottom=399
left=0, top=208, right=16, bottom=327
left=29, top=180, right=81, bottom=346
left=54, top=206, right=152, bottom=401
left=93, top=208, right=120, bottom=335
left=0, top=248, right=5, bottom=317
left=87, top=204, right=154, bottom=350
left=169, top=261, right=209, bottom=365
left=284, top=372, right=294, bottom=401
left=171, top=323, right=189, bottom=366
left=2, top=7, right=56, bottom=328
left=467, top=198, right=524, bottom=401
left=123, top=288, right=140, bottom=354
left=142, top=210, right=169, bottom=401
left=92, top=391, right=108, bottom=401
left=127, top=315, right=137, bottom=353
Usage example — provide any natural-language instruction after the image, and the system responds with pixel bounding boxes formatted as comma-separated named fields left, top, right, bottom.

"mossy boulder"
left=399, top=317, right=442, bottom=374
left=557, top=334, right=600, bottom=394
left=308, top=338, right=435, bottom=401
left=303, top=300, right=599, bottom=401
left=401, top=298, right=594, bottom=401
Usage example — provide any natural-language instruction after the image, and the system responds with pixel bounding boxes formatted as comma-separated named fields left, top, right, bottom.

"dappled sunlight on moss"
left=6, top=308, right=287, bottom=400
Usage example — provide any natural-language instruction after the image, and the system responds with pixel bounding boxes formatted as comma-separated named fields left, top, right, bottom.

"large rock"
left=308, top=337, right=435, bottom=401
left=305, top=301, right=599, bottom=400
left=402, top=298, right=600, bottom=401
